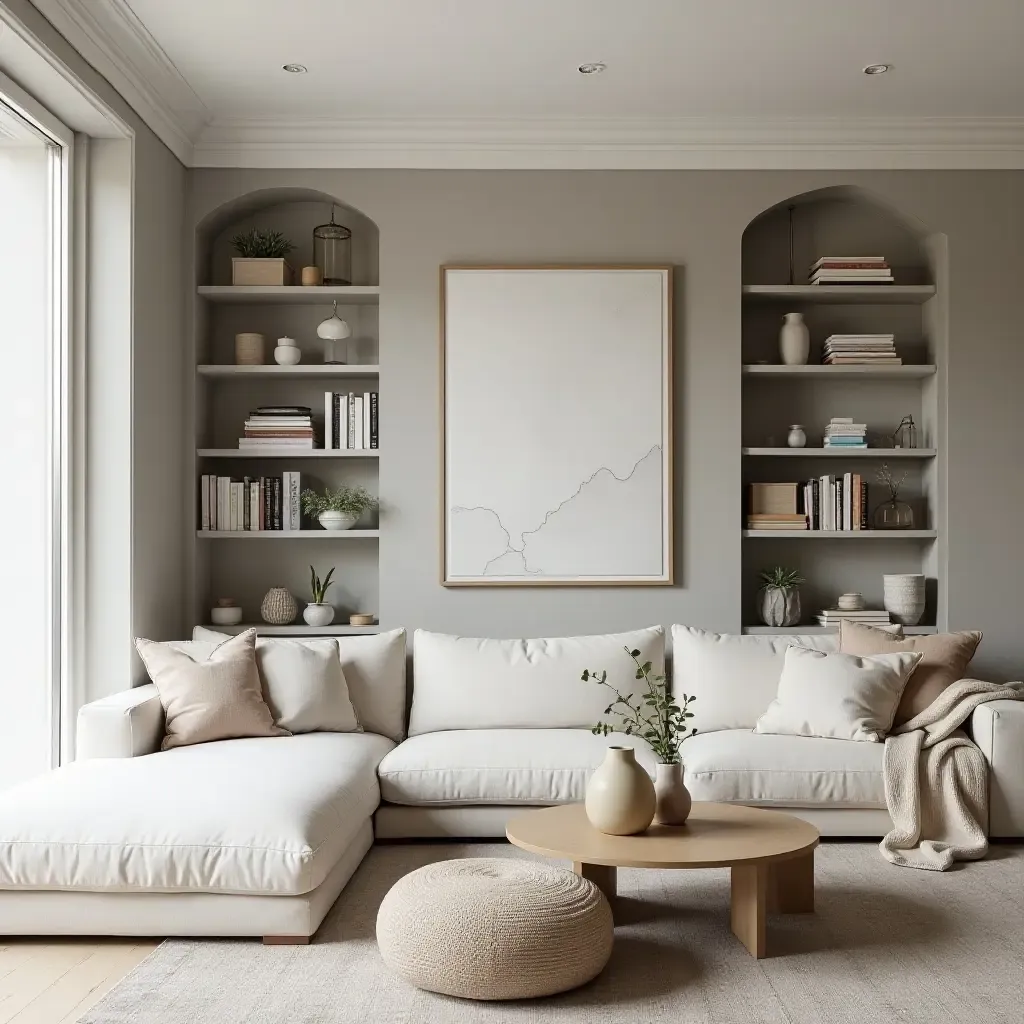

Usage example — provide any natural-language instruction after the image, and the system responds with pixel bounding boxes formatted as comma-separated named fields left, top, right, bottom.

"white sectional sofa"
left=1, top=623, right=1021, bottom=940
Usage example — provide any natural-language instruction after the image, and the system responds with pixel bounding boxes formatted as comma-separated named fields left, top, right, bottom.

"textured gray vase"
left=653, top=762, right=692, bottom=825
left=883, top=574, right=925, bottom=625
left=759, top=587, right=801, bottom=627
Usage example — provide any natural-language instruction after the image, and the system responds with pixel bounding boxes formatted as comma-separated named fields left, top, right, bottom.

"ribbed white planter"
left=883, top=574, right=925, bottom=625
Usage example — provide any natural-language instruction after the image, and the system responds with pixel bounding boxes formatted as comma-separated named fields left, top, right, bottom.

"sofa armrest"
left=971, top=699, right=1024, bottom=838
left=76, top=684, right=164, bottom=760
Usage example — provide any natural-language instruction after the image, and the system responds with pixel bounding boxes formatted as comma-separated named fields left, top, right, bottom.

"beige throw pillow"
left=755, top=645, right=924, bottom=742
left=135, top=629, right=288, bottom=750
left=839, top=621, right=983, bottom=725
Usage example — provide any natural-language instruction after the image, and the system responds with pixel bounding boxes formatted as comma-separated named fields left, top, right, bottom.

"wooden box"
left=231, top=258, right=294, bottom=286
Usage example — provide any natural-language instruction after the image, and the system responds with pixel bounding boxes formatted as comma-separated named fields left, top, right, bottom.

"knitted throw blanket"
left=881, top=678, right=1024, bottom=871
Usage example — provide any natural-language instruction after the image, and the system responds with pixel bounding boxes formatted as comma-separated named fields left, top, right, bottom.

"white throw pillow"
left=754, top=646, right=924, bottom=742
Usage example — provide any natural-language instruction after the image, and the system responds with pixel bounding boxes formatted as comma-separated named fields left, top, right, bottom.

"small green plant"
left=759, top=566, right=805, bottom=591
left=301, top=485, right=379, bottom=518
left=584, top=647, right=697, bottom=765
left=231, top=227, right=295, bottom=259
left=309, top=565, right=336, bottom=604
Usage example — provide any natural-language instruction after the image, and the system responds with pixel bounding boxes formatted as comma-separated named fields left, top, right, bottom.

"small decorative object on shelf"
left=230, top=228, right=295, bottom=286
left=210, top=598, right=243, bottom=626
left=779, top=311, right=810, bottom=365
left=759, top=566, right=804, bottom=627
left=303, top=565, right=336, bottom=626
left=301, top=485, right=379, bottom=531
left=873, top=462, right=915, bottom=529
left=787, top=424, right=807, bottom=448
left=837, top=592, right=866, bottom=611
left=234, top=332, right=265, bottom=365
left=274, top=336, right=301, bottom=366
left=312, top=206, right=352, bottom=285
left=349, top=613, right=375, bottom=626
left=823, top=417, right=867, bottom=449
left=261, top=587, right=298, bottom=625
left=883, top=573, right=926, bottom=626
left=888, top=414, right=918, bottom=449
left=300, top=265, right=323, bottom=287
left=809, top=255, right=893, bottom=286
left=317, top=300, right=352, bottom=364
left=584, top=646, right=697, bottom=828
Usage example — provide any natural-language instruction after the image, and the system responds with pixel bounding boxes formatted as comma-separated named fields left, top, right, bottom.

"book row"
left=325, top=392, right=378, bottom=450
left=747, top=475, right=871, bottom=531
left=200, top=473, right=301, bottom=531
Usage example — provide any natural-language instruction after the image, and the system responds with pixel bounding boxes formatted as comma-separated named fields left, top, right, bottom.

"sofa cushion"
left=378, top=730, right=656, bottom=806
left=196, top=627, right=407, bottom=742
left=0, top=732, right=393, bottom=895
left=408, top=627, right=665, bottom=735
left=681, top=729, right=886, bottom=808
left=670, top=625, right=838, bottom=732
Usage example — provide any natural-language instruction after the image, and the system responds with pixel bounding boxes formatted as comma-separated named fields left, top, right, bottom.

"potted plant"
left=303, top=565, right=336, bottom=627
left=759, top=566, right=805, bottom=627
left=301, top=485, right=379, bottom=531
left=583, top=647, right=698, bottom=828
left=230, top=228, right=296, bottom=286
left=873, top=462, right=915, bottom=529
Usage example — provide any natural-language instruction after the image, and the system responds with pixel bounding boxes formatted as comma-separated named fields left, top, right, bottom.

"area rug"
left=83, top=841, right=1024, bottom=1024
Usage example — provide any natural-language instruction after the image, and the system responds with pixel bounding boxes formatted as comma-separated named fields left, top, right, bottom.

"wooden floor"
left=0, top=940, right=159, bottom=1024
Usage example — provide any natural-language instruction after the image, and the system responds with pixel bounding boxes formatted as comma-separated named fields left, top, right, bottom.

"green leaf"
left=630, top=649, right=641, bottom=658
left=581, top=669, right=589, bottom=681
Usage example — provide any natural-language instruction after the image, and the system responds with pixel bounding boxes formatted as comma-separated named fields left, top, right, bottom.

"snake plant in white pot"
left=303, top=565, right=336, bottom=627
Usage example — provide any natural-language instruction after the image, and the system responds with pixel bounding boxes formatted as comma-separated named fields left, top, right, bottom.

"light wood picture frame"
left=441, top=265, right=673, bottom=586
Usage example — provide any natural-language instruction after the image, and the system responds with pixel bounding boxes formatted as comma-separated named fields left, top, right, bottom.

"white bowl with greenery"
left=301, top=486, right=379, bottom=531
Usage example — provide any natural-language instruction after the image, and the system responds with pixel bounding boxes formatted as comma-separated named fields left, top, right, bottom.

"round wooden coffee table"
left=506, top=802, right=819, bottom=959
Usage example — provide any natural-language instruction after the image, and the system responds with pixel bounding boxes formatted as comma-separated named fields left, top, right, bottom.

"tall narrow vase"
left=585, top=746, right=656, bottom=836
left=779, top=312, right=810, bottom=365
left=653, top=762, right=692, bottom=825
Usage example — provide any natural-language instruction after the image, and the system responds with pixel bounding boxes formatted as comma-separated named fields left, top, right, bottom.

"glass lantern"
left=312, top=206, right=352, bottom=285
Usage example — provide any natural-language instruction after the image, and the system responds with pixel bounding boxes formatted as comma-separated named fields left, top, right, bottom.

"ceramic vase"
left=779, top=312, right=810, bottom=365
left=302, top=603, right=335, bottom=627
left=653, top=762, right=692, bottom=825
left=787, top=424, right=807, bottom=448
left=759, top=586, right=801, bottom=627
left=585, top=746, right=656, bottom=836
left=319, top=510, right=358, bottom=531
left=261, top=587, right=297, bottom=625
left=838, top=592, right=866, bottom=611
left=274, top=337, right=301, bottom=366
left=883, top=574, right=925, bottom=626
left=234, top=332, right=265, bottom=365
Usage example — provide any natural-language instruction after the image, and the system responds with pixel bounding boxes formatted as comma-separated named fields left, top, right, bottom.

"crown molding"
left=30, top=0, right=208, bottom=164
left=193, top=116, right=1024, bottom=170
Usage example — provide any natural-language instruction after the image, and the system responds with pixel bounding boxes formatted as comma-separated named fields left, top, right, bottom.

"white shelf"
left=197, top=285, right=380, bottom=305
left=743, top=530, right=937, bottom=540
left=743, top=447, right=936, bottom=458
left=198, top=449, right=379, bottom=459
left=742, top=625, right=938, bottom=636
left=203, top=623, right=381, bottom=636
left=743, top=364, right=936, bottom=379
left=197, top=530, right=379, bottom=539
left=198, top=364, right=379, bottom=379
left=742, top=285, right=935, bottom=305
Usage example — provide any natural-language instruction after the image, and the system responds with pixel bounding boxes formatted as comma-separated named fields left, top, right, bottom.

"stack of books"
left=823, top=334, right=901, bottom=366
left=239, top=406, right=314, bottom=450
left=199, top=473, right=301, bottom=531
left=809, top=256, right=893, bottom=285
left=746, top=483, right=807, bottom=532
left=817, top=609, right=893, bottom=629
left=823, top=417, right=867, bottom=449
left=324, top=391, right=378, bottom=450
left=800, top=473, right=867, bottom=531
left=747, top=514, right=807, bottom=532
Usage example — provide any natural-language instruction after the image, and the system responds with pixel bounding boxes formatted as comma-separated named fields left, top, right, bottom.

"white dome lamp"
left=317, top=300, right=352, bottom=364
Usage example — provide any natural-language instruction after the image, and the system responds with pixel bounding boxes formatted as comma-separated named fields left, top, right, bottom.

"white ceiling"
left=29, top=0, right=1024, bottom=167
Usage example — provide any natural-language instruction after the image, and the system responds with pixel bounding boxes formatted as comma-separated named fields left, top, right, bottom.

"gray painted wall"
left=186, top=169, right=1021, bottom=682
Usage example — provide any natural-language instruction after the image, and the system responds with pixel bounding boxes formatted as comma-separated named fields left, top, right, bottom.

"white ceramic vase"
left=779, top=312, right=810, bottom=365
left=585, top=746, right=656, bottom=836
left=319, top=510, right=358, bottom=531
left=302, top=603, right=335, bottom=627
left=261, top=587, right=297, bottom=625
left=787, top=424, right=807, bottom=448
left=653, top=762, right=692, bottom=825
left=759, top=586, right=801, bottom=627
left=274, top=337, right=301, bottom=366
left=883, top=574, right=926, bottom=626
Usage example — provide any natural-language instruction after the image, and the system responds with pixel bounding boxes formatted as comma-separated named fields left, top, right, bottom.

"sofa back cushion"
left=409, top=627, right=665, bottom=735
left=670, top=625, right=838, bottom=733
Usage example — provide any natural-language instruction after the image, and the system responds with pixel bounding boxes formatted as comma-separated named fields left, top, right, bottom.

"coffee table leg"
left=730, top=863, right=768, bottom=958
left=771, top=850, right=815, bottom=914
left=573, top=862, right=617, bottom=907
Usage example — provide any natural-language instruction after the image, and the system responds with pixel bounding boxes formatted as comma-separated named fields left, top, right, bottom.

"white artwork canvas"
left=443, top=266, right=673, bottom=585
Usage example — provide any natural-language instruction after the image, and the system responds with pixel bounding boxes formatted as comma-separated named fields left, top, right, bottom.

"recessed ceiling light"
left=578, top=62, right=606, bottom=75
left=282, top=64, right=308, bottom=74
left=863, top=64, right=890, bottom=75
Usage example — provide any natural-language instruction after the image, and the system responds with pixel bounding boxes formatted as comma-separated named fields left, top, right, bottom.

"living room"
left=1, top=2, right=1022, bottom=1021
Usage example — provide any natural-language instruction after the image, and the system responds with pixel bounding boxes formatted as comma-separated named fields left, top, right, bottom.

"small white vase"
left=319, top=510, right=358, bottom=531
left=653, top=762, right=692, bottom=825
left=883, top=574, right=925, bottom=626
left=302, top=603, right=335, bottom=627
left=274, top=337, right=301, bottom=366
left=585, top=746, right=656, bottom=836
left=838, top=592, right=866, bottom=611
left=787, top=424, right=807, bottom=448
left=779, top=312, right=810, bottom=365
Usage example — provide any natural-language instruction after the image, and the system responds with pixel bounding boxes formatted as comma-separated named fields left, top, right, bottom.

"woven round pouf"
left=376, top=858, right=613, bottom=1000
